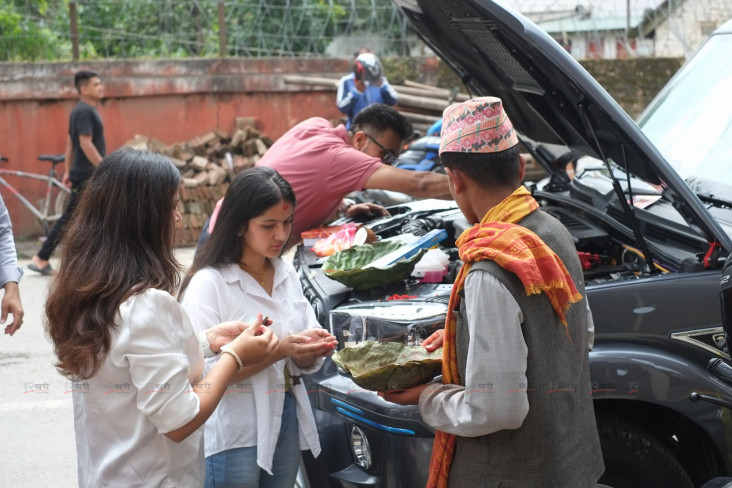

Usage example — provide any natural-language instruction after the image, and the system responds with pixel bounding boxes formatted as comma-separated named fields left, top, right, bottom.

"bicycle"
left=0, top=154, right=71, bottom=236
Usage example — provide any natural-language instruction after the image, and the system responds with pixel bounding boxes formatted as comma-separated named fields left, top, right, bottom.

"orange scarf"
left=426, top=186, right=582, bottom=488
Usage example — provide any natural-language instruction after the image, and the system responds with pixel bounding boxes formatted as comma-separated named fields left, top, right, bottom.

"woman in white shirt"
left=179, top=166, right=338, bottom=488
left=45, top=147, right=278, bottom=487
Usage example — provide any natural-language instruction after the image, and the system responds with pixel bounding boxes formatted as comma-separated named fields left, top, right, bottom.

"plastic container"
left=411, top=248, right=449, bottom=283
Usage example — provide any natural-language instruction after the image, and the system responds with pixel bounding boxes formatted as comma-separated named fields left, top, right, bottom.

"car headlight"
left=350, top=425, right=372, bottom=469
left=329, top=302, right=447, bottom=349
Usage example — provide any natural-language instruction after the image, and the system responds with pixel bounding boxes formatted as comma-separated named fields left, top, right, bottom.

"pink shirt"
left=256, top=118, right=382, bottom=247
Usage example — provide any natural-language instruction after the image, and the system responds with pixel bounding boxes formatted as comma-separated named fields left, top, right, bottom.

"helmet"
left=353, top=53, right=383, bottom=84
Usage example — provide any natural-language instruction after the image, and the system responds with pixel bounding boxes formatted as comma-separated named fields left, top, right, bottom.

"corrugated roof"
left=536, top=14, right=645, bottom=33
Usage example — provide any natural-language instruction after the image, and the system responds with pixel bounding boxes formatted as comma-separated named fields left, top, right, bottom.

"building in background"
left=509, top=0, right=732, bottom=60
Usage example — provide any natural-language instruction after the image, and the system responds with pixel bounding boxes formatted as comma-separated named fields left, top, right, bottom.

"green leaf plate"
left=322, top=241, right=426, bottom=290
left=332, top=340, right=443, bottom=392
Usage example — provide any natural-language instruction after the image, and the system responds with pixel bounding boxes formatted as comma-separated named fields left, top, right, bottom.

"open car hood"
left=393, top=0, right=732, bottom=252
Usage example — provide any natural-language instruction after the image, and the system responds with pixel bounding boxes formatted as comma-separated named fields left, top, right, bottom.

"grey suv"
left=294, top=2, right=732, bottom=486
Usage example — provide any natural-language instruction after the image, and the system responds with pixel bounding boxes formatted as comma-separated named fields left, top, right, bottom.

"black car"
left=295, top=2, right=732, bottom=487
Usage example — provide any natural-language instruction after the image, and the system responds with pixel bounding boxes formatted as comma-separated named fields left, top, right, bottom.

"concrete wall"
left=580, top=57, right=684, bottom=118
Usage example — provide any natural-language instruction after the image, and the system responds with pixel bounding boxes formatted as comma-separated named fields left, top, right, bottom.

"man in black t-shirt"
left=29, top=71, right=106, bottom=275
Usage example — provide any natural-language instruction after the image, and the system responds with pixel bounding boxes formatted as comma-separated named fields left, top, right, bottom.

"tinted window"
left=638, top=33, right=732, bottom=197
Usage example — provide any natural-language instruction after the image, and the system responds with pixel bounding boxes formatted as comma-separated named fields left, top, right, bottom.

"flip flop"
left=28, top=263, right=54, bottom=276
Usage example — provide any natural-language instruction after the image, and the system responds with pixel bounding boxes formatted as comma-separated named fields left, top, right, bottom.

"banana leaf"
left=322, top=241, right=426, bottom=290
left=332, top=341, right=442, bottom=392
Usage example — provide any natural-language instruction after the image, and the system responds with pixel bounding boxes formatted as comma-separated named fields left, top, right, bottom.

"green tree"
left=76, top=0, right=219, bottom=58
left=0, top=0, right=408, bottom=61
left=226, top=0, right=347, bottom=56
left=0, top=0, right=68, bottom=61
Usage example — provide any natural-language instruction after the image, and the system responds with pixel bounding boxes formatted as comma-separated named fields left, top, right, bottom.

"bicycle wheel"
left=54, top=188, right=70, bottom=216
left=39, top=187, right=70, bottom=236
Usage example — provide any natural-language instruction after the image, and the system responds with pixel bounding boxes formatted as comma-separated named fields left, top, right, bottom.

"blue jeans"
left=204, top=392, right=301, bottom=488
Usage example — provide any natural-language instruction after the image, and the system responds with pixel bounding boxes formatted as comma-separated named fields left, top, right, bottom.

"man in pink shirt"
left=199, top=104, right=452, bottom=251
left=257, top=104, right=451, bottom=249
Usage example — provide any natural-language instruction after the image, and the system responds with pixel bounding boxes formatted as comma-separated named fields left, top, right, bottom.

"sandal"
left=28, top=263, right=54, bottom=276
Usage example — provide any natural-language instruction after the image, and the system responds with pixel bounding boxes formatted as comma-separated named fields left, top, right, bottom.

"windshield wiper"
left=578, top=100, right=657, bottom=275
left=697, top=193, right=732, bottom=209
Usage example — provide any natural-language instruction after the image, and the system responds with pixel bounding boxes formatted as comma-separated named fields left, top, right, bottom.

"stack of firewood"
left=124, top=116, right=273, bottom=246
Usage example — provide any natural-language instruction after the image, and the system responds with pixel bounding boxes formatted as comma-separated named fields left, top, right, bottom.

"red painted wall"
left=0, top=59, right=352, bottom=237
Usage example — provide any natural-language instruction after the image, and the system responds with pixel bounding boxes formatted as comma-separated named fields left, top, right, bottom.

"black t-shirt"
left=69, top=101, right=105, bottom=184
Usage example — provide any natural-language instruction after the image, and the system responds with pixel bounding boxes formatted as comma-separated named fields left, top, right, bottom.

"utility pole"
left=625, top=0, right=631, bottom=57
left=69, top=2, right=79, bottom=61
left=218, top=2, right=227, bottom=58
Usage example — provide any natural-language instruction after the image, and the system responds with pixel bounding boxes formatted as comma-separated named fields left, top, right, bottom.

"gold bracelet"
left=220, top=345, right=243, bottom=371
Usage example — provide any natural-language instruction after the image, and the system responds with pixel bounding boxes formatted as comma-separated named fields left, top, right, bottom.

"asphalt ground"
left=1, top=240, right=197, bottom=487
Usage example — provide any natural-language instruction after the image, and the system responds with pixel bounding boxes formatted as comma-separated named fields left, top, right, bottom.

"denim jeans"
left=204, top=392, right=301, bottom=488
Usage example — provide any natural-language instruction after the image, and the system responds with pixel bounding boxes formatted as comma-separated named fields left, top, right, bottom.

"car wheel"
left=597, top=414, right=693, bottom=488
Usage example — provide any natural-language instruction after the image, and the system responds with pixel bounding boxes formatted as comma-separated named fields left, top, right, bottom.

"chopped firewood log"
left=190, top=156, right=209, bottom=172
left=124, top=118, right=270, bottom=246
left=235, top=116, right=257, bottom=130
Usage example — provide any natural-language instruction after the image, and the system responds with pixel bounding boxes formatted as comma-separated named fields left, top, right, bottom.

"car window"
left=637, top=33, right=732, bottom=197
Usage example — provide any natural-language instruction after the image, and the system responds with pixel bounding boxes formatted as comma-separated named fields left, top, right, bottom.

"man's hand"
left=345, top=202, right=390, bottom=220
left=2, top=282, right=23, bottom=336
left=62, top=172, right=72, bottom=188
left=378, top=383, right=429, bottom=405
left=422, top=329, right=445, bottom=352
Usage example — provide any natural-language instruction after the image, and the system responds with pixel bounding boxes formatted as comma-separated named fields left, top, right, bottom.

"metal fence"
left=3, top=0, right=730, bottom=62
left=0, top=0, right=416, bottom=61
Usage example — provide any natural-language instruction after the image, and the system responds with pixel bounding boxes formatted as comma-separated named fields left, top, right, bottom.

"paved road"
left=0, top=244, right=196, bottom=487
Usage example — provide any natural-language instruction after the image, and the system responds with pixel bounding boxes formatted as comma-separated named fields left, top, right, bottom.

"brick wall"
left=0, top=56, right=682, bottom=238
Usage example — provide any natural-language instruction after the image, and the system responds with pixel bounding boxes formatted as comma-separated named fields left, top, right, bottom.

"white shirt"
left=180, top=258, right=324, bottom=474
left=73, top=289, right=205, bottom=488
left=419, top=273, right=595, bottom=438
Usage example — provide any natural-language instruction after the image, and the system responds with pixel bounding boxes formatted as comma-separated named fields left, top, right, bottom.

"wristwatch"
left=198, top=330, right=217, bottom=358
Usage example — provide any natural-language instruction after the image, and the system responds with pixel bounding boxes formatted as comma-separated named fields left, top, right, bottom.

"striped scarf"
left=426, top=186, right=582, bottom=487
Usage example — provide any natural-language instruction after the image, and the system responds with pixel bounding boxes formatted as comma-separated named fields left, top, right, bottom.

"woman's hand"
left=422, top=329, right=444, bottom=352
left=299, top=328, right=338, bottom=356
left=226, top=319, right=279, bottom=367
left=205, top=314, right=272, bottom=353
left=279, top=328, right=337, bottom=368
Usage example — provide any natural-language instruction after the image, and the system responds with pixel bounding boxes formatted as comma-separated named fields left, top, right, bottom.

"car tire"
left=597, top=414, right=694, bottom=488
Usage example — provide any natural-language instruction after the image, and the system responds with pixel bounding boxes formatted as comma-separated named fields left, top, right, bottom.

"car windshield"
left=637, top=32, right=732, bottom=200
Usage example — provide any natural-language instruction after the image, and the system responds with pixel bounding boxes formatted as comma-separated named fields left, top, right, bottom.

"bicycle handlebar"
left=0, top=156, right=7, bottom=162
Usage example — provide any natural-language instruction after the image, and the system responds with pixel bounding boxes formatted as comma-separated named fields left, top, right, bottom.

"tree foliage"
left=0, top=0, right=407, bottom=61
left=0, top=0, right=68, bottom=61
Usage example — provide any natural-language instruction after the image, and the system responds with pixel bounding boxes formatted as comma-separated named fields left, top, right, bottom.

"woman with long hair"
left=45, top=147, right=278, bottom=487
left=180, top=166, right=337, bottom=488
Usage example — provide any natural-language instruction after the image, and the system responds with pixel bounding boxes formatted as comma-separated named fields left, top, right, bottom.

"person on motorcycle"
left=336, top=51, right=398, bottom=130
